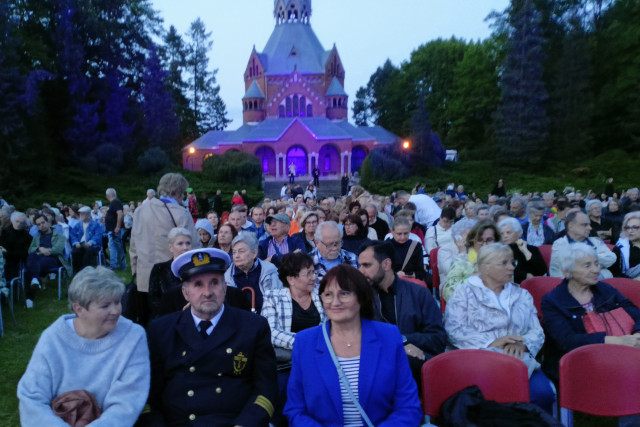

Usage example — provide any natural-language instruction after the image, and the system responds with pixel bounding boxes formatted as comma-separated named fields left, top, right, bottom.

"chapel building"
left=182, top=0, right=397, bottom=179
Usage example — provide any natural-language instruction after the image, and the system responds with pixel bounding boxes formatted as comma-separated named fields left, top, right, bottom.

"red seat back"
left=430, top=247, right=440, bottom=290
left=560, top=344, right=640, bottom=417
left=520, top=276, right=563, bottom=320
left=422, top=349, right=530, bottom=417
left=537, top=244, right=552, bottom=274
left=602, top=277, right=640, bottom=309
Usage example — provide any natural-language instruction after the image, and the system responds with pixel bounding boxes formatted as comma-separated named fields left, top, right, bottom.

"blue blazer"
left=70, top=220, right=103, bottom=248
left=284, top=319, right=422, bottom=426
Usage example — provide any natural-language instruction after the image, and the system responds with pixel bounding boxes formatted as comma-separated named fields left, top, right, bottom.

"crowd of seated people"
left=6, top=178, right=640, bottom=425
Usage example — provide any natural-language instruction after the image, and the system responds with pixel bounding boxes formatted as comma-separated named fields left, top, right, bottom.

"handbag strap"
left=163, top=202, right=178, bottom=227
left=321, top=321, right=375, bottom=427
left=401, top=239, right=419, bottom=272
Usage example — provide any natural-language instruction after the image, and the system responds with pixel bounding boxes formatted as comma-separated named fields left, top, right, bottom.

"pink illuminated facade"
left=182, top=0, right=397, bottom=178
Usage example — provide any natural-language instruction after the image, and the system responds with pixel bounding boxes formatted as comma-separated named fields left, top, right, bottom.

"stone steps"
left=263, top=179, right=342, bottom=200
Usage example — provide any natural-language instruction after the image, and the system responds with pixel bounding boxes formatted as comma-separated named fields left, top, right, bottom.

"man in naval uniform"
left=148, top=248, right=277, bottom=426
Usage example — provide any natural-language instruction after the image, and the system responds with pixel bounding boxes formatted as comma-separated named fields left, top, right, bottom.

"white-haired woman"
left=225, top=233, right=282, bottom=314
left=498, top=217, right=547, bottom=283
left=18, top=267, right=150, bottom=425
left=437, top=218, right=477, bottom=286
left=445, top=243, right=554, bottom=412
left=614, top=212, right=640, bottom=279
left=148, top=227, right=192, bottom=321
left=541, top=242, right=640, bottom=383
left=587, top=199, right=612, bottom=241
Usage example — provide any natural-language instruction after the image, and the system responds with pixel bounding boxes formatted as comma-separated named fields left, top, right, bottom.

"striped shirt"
left=338, top=356, right=362, bottom=427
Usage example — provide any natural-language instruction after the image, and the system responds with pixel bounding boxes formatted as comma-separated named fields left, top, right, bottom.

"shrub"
left=202, top=151, right=262, bottom=187
left=138, top=147, right=170, bottom=174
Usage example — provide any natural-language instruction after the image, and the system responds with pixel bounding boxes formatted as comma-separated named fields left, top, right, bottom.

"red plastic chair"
left=602, top=277, right=640, bottom=309
left=402, top=277, right=428, bottom=289
left=560, top=344, right=640, bottom=425
left=430, top=247, right=441, bottom=292
left=520, top=276, right=563, bottom=320
left=421, top=349, right=530, bottom=420
left=537, top=244, right=553, bottom=274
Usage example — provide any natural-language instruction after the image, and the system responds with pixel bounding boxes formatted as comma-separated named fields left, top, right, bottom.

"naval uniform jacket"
left=148, top=306, right=277, bottom=426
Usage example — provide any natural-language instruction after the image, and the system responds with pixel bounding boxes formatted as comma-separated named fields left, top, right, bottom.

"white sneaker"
left=30, top=278, right=41, bottom=289
left=26, top=299, right=34, bottom=309
left=0, top=287, right=9, bottom=298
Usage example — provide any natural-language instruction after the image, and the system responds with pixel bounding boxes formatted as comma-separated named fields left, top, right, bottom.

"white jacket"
left=549, top=236, right=616, bottom=278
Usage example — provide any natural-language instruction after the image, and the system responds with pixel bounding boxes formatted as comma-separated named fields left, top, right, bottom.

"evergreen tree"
left=186, top=18, right=229, bottom=134
left=409, top=93, right=445, bottom=168
left=351, top=59, right=399, bottom=128
left=142, top=45, right=179, bottom=152
left=103, top=70, right=135, bottom=152
left=494, top=0, right=549, bottom=167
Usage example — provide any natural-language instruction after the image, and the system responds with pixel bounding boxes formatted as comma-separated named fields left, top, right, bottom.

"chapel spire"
left=274, top=0, right=311, bottom=25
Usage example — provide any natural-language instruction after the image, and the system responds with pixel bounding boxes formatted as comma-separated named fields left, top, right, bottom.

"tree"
left=142, top=45, right=179, bottom=152
left=494, top=0, right=549, bottom=167
left=409, top=93, right=445, bottom=168
left=351, top=59, right=400, bottom=128
left=186, top=18, right=229, bottom=134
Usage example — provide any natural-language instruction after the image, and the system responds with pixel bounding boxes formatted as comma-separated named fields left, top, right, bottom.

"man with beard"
left=358, top=241, right=446, bottom=386
left=147, top=248, right=277, bottom=426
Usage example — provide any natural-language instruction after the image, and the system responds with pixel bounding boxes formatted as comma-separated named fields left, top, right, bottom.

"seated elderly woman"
left=441, top=221, right=499, bottom=302
left=498, top=217, right=548, bottom=283
left=445, top=243, right=554, bottom=412
left=194, top=218, right=215, bottom=248
left=294, top=211, right=319, bottom=253
left=522, top=203, right=555, bottom=246
left=342, top=213, right=372, bottom=256
left=615, top=212, right=640, bottom=279
left=148, top=227, right=192, bottom=321
left=541, top=242, right=640, bottom=383
left=17, top=266, right=150, bottom=425
left=285, top=264, right=422, bottom=425
left=437, top=218, right=477, bottom=285
left=225, top=232, right=282, bottom=314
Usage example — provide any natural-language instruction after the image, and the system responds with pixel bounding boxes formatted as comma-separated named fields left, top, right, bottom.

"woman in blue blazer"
left=284, top=264, right=422, bottom=426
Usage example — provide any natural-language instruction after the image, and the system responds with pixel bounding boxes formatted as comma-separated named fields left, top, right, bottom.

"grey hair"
left=105, top=188, right=117, bottom=198
left=10, top=211, right=27, bottom=223
left=527, top=202, right=545, bottom=215
left=391, top=216, right=412, bottom=230
left=157, top=173, right=189, bottom=200
left=559, top=242, right=598, bottom=275
left=586, top=199, right=602, bottom=212
left=477, top=243, right=513, bottom=274
left=232, top=232, right=259, bottom=252
left=474, top=204, right=489, bottom=216
left=629, top=188, right=639, bottom=195
left=451, top=218, right=477, bottom=240
left=315, top=221, right=342, bottom=241
left=622, top=212, right=640, bottom=239
left=147, top=189, right=156, bottom=197
left=366, top=203, right=378, bottom=213
left=497, top=217, right=523, bottom=236
left=168, top=227, right=191, bottom=245
left=511, top=196, right=528, bottom=209
left=68, top=266, right=125, bottom=311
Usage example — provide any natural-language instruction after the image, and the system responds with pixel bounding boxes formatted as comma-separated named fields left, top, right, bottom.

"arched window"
left=307, top=104, right=313, bottom=117
left=279, top=105, right=285, bottom=118
left=333, top=98, right=337, bottom=107
left=286, top=97, right=292, bottom=116
left=293, top=95, right=299, bottom=116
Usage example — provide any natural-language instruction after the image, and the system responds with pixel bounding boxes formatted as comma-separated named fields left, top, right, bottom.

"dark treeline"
left=0, top=0, right=229, bottom=197
left=353, top=0, right=639, bottom=170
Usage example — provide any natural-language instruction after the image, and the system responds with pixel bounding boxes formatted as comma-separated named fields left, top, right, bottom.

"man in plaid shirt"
left=309, top=221, right=358, bottom=289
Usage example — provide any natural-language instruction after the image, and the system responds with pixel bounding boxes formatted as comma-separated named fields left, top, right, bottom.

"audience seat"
left=601, top=277, right=640, bottom=308
left=520, top=276, right=563, bottom=320
left=403, top=277, right=429, bottom=289
left=560, top=343, right=640, bottom=426
left=421, top=349, right=530, bottom=421
left=538, top=245, right=552, bottom=274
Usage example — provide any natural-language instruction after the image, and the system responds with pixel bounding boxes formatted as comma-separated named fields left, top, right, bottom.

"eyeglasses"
left=488, top=260, right=517, bottom=267
left=298, top=270, right=316, bottom=279
left=319, top=240, right=342, bottom=249
left=477, top=238, right=496, bottom=244
left=344, top=223, right=357, bottom=227
left=321, top=290, right=354, bottom=302
left=305, top=220, right=318, bottom=226
left=625, top=225, right=640, bottom=232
